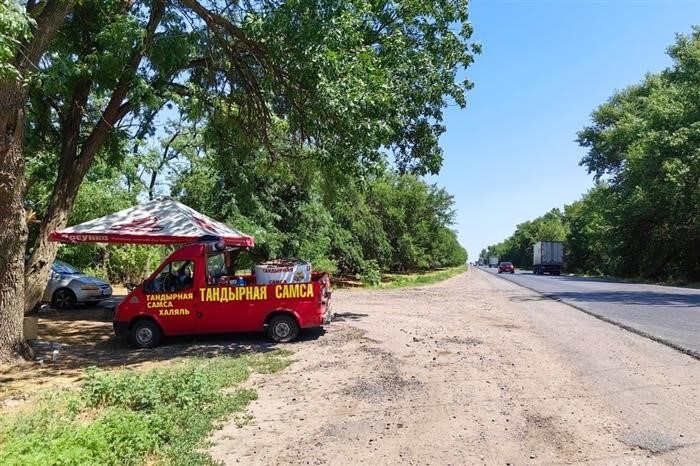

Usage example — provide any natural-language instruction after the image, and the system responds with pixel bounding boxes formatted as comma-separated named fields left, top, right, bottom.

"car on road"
left=44, top=260, right=113, bottom=309
left=498, top=261, right=515, bottom=274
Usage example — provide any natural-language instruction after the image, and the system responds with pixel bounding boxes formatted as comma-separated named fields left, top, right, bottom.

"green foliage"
left=563, top=184, right=616, bottom=276
left=168, top=109, right=468, bottom=278
left=482, top=209, right=567, bottom=269
left=22, top=0, right=478, bottom=203
left=358, top=259, right=381, bottom=286
left=248, top=0, right=479, bottom=175
left=367, top=173, right=466, bottom=270
left=0, top=1, right=33, bottom=79
left=32, top=166, right=166, bottom=283
left=379, top=265, right=465, bottom=288
left=19, top=0, right=473, bottom=285
left=575, top=28, right=700, bottom=281
left=484, top=29, right=700, bottom=283
left=0, top=352, right=292, bottom=466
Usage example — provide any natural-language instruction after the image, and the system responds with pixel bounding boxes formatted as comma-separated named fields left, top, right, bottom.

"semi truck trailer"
left=532, top=241, right=564, bottom=275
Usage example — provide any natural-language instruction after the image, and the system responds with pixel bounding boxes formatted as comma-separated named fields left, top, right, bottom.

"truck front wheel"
left=267, top=315, right=300, bottom=343
left=130, top=320, right=162, bottom=348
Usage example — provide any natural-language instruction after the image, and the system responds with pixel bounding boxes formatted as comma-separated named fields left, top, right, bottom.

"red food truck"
left=113, top=241, right=332, bottom=348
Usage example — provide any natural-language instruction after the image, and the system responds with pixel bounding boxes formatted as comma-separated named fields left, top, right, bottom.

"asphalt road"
left=477, top=266, right=700, bottom=358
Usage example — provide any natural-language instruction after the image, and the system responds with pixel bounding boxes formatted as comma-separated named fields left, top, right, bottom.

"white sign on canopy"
left=50, top=197, right=254, bottom=247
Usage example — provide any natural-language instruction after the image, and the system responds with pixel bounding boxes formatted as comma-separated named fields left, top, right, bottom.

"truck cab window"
left=207, top=253, right=225, bottom=285
left=206, top=251, right=237, bottom=285
left=145, top=260, right=194, bottom=293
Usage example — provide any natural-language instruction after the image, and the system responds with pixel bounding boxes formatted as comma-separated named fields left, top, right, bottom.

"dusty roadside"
left=210, top=268, right=700, bottom=465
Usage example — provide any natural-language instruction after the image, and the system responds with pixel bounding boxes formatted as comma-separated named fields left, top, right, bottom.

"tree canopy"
left=1, top=0, right=475, bottom=360
left=483, top=28, right=700, bottom=283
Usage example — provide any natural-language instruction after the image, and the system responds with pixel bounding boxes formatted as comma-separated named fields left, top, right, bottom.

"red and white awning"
left=49, top=197, right=254, bottom=247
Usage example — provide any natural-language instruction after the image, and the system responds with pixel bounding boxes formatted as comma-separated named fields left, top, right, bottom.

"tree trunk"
left=24, top=173, right=83, bottom=313
left=0, top=81, right=31, bottom=362
left=0, top=0, right=77, bottom=359
left=23, top=2, right=165, bottom=312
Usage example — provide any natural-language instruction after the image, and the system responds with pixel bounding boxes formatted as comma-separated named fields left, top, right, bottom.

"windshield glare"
left=52, top=260, right=81, bottom=274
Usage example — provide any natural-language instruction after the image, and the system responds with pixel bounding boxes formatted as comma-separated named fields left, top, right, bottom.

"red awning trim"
left=49, top=197, right=255, bottom=247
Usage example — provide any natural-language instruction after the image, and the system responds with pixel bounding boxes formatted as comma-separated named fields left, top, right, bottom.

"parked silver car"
left=43, top=260, right=113, bottom=309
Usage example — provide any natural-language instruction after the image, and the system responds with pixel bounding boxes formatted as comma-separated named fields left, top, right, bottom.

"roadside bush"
left=104, top=245, right=165, bottom=284
left=0, top=353, right=291, bottom=466
left=357, top=259, right=381, bottom=286
left=309, top=257, right=338, bottom=275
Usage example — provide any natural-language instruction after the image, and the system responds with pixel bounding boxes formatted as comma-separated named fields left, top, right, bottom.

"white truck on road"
left=533, top=241, right=564, bottom=275
left=489, top=256, right=499, bottom=268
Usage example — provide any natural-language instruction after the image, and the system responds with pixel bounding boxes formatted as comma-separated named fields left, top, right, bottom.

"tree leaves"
left=575, top=28, right=700, bottom=281
left=0, top=1, right=34, bottom=79
left=488, top=29, right=700, bottom=282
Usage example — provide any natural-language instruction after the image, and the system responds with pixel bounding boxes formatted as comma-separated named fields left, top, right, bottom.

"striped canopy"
left=50, top=197, right=254, bottom=247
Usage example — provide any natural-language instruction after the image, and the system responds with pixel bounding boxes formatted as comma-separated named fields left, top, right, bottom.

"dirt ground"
left=209, top=269, right=700, bottom=465
left=2, top=269, right=698, bottom=464
left=0, top=297, right=284, bottom=402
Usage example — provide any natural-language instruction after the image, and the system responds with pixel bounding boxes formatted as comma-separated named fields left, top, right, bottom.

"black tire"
left=52, top=288, right=77, bottom=310
left=267, top=314, right=300, bottom=343
left=130, top=320, right=162, bottom=348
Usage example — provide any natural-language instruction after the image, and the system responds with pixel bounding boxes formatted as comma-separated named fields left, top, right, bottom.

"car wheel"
left=52, top=289, right=77, bottom=310
left=267, top=314, right=300, bottom=343
left=130, top=320, right=162, bottom=348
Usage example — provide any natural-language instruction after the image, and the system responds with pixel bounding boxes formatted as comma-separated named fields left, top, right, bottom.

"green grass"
left=378, top=266, right=466, bottom=289
left=0, top=351, right=292, bottom=466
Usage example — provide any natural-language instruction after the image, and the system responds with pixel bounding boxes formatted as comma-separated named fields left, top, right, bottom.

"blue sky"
left=434, top=0, right=700, bottom=261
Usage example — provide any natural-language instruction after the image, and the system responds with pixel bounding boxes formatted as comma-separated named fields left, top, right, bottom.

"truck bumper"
left=534, top=264, right=562, bottom=275
left=322, top=304, right=333, bottom=325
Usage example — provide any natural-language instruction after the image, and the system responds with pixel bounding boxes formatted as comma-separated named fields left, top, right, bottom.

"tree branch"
left=59, top=76, right=91, bottom=169
left=76, top=1, right=166, bottom=173
left=20, top=0, right=75, bottom=71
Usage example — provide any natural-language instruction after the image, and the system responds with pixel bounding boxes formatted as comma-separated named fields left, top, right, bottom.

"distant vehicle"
left=44, top=260, right=113, bottom=309
left=489, top=256, right=499, bottom=268
left=532, top=241, right=564, bottom=275
left=498, top=262, right=515, bottom=274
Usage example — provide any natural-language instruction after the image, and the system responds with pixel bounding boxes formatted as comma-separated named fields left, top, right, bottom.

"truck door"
left=195, top=252, right=258, bottom=334
left=143, top=259, right=199, bottom=335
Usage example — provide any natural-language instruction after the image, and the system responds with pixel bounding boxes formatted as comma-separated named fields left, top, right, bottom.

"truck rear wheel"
left=267, top=315, right=299, bottom=343
left=130, top=320, right=162, bottom=348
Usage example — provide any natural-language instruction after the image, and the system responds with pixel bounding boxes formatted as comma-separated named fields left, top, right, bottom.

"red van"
left=113, top=242, right=332, bottom=348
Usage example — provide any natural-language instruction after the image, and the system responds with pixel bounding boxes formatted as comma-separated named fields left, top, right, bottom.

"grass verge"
left=378, top=266, right=466, bottom=288
left=0, top=350, right=292, bottom=466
